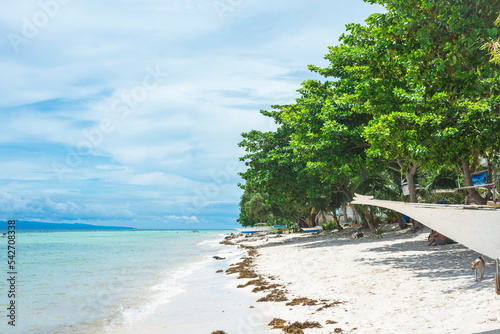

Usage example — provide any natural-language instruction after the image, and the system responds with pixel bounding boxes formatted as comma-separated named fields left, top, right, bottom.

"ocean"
left=0, top=229, right=244, bottom=334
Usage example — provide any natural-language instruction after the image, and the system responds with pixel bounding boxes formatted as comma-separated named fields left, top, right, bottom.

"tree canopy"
left=238, top=0, right=500, bottom=228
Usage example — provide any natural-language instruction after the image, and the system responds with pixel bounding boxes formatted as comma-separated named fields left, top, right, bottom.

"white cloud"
left=0, top=0, right=382, bottom=228
left=165, top=215, right=199, bottom=223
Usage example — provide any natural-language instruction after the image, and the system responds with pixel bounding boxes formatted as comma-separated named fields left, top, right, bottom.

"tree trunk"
left=351, top=204, right=361, bottom=225
left=398, top=214, right=408, bottom=230
left=406, top=164, right=418, bottom=203
left=332, top=211, right=343, bottom=231
left=363, top=212, right=378, bottom=233
left=406, top=164, right=423, bottom=231
left=342, top=204, right=348, bottom=223
left=462, top=159, right=487, bottom=205
left=359, top=209, right=368, bottom=229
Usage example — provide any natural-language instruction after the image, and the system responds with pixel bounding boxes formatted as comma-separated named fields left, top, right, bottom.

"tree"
left=483, top=14, right=500, bottom=64
left=238, top=191, right=273, bottom=225
left=317, top=0, right=500, bottom=206
left=280, top=78, right=372, bottom=229
left=238, top=111, right=313, bottom=224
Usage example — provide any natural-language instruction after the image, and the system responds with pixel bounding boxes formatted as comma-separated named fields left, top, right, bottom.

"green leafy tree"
left=238, top=191, right=273, bottom=225
left=238, top=115, right=312, bottom=224
left=483, top=14, right=500, bottom=64
left=317, top=0, right=500, bottom=206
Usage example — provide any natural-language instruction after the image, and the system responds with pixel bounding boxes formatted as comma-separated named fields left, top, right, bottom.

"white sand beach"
left=109, top=226, right=500, bottom=334
left=230, top=225, right=500, bottom=334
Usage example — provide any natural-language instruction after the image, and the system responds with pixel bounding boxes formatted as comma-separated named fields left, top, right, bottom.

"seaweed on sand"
left=316, top=301, right=345, bottom=312
left=251, top=283, right=282, bottom=293
left=225, top=256, right=258, bottom=279
left=237, top=277, right=267, bottom=288
left=281, top=321, right=322, bottom=333
left=285, top=297, right=318, bottom=306
left=257, top=289, right=288, bottom=302
left=219, top=239, right=235, bottom=246
left=268, top=318, right=287, bottom=329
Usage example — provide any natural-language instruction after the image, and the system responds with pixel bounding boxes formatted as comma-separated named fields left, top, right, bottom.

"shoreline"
left=227, top=225, right=500, bottom=333
left=106, top=233, right=274, bottom=334
left=107, top=227, right=500, bottom=333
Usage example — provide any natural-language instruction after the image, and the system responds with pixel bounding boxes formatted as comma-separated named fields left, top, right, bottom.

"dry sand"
left=231, top=225, right=500, bottom=334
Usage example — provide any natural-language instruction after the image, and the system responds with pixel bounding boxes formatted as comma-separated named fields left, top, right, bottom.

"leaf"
left=487, top=28, right=498, bottom=37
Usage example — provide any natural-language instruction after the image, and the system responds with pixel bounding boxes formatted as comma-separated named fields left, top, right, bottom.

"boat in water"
left=352, top=194, right=500, bottom=260
left=235, top=223, right=273, bottom=234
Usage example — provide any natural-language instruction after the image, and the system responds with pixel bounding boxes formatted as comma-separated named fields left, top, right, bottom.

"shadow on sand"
left=254, top=230, right=495, bottom=294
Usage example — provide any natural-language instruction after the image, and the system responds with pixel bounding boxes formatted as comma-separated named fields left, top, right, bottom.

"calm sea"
left=0, top=229, right=235, bottom=334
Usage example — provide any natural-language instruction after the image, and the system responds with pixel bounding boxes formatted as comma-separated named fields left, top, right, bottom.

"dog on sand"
left=471, top=256, right=485, bottom=282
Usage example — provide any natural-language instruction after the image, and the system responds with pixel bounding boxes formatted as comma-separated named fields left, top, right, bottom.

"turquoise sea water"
left=0, top=229, right=234, bottom=334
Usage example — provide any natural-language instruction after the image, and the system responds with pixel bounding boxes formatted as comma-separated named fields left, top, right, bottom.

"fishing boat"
left=301, top=226, right=323, bottom=233
left=235, top=223, right=273, bottom=234
left=351, top=194, right=500, bottom=260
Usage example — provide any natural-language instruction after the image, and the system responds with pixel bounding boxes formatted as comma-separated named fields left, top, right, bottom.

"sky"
left=0, top=0, right=383, bottom=229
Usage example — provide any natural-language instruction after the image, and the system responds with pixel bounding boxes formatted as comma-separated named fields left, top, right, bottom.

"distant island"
left=1, top=221, right=134, bottom=230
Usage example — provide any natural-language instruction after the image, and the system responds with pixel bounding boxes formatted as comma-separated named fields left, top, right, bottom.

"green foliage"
left=374, top=227, right=384, bottom=239
left=237, top=0, right=500, bottom=226
left=240, top=191, right=273, bottom=222
left=364, top=112, right=442, bottom=169
left=483, top=14, right=500, bottom=64
left=322, top=220, right=337, bottom=231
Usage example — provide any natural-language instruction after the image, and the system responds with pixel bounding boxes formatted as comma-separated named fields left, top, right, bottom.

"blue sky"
left=1, top=0, right=382, bottom=229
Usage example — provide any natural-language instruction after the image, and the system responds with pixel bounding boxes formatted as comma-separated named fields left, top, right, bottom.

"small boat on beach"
left=235, top=223, right=273, bottom=234
left=301, top=226, right=323, bottom=233
left=352, top=194, right=500, bottom=260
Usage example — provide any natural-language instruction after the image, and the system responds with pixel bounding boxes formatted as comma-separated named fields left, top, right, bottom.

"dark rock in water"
left=351, top=232, right=363, bottom=239
left=213, top=256, right=226, bottom=260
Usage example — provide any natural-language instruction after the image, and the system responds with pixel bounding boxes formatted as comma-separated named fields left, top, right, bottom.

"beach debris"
left=269, top=318, right=287, bottom=329
left=225, top=247, right=259, bottom=279
left=316, top=301, right=345, bottom=312
left=213, top=256, right=226, bottom=260
left=225, top=256, right=258, bottom=279
left=257, top=289, right=288, bottom=302
left=351, top=232, right=363, bottom=239
left=268, top=319, right=323, bottom=333
left=252, top=283, right=282, bottom=293
left=210, top=331, right=227, bottom=334
left=216, top=270, right=223, bottom=273
left=219, top=239, right=235, bottom=246
left=247, top=248, right=258, bottom=256
left=333, top=328, right=344, bottom=333
left=282, top=321, right=322, bottom=333
left=249, top=306, right=254, bottom=308
left=237, top=278, right=266, bottom=288
left=284, top=329, right=303, bottom=334
left=326, top=320, right=338, bottom=324
left=286, top=297, right=318, bottom=306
